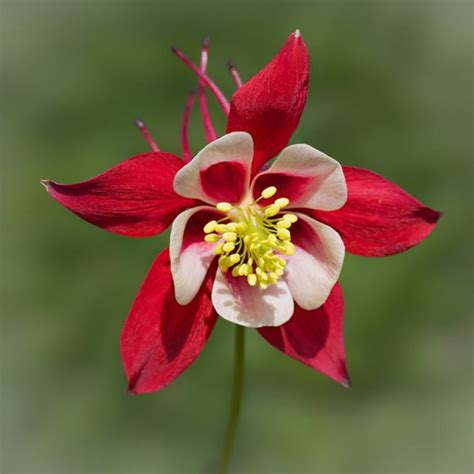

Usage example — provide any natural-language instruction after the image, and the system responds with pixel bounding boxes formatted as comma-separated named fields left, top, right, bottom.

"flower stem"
left=217, top=325, right=245, bottom=474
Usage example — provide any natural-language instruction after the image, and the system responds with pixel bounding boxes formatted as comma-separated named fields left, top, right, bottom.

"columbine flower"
left=42, top=31, right=440, bottom=394
left=170, top=130, right=346, bottom=330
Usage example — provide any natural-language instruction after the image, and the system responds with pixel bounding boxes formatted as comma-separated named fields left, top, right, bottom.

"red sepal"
left=121, top=249, right=217, bottom=394
left=258, top=283, right=350, bottom=387
left=311, top=167, right=441, bottom=257
left=227, top=32, right=309, bottom=176
left=43, top=152, right=199, bottom=237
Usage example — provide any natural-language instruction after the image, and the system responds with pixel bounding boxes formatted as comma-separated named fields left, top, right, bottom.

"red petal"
left=310, top=167, right=442, bottom=257
left=121, top=249, right=217, bottom=394
left=42, top=152, right=199, bottom=237
left=226, top=32, right=309, bottom=176
left=258, top=283, right=350, bottom=386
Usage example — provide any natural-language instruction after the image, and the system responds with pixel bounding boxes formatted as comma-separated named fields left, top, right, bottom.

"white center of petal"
left=203, top=186, right=298, bottom=289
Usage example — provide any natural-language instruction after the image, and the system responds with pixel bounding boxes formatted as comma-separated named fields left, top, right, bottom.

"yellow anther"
left=216, top=202, right=232, bottom=212
left=277, top=220, right=291, bottom=229
left=276, top=257, right=286, bottom=267
left=268, top=272, right=279, bottom=284
left=277, top=228, right=291, bottom=241
left=275, top=197, right=289, bottom=207
left=223, top=232, right=237, bottom=242
left=229, top=253, right=241, bottom=264
left=264, top=204, right=281, bottom=217
left=214, top=243, right=224, bottom=255
left=203, top=220, right=217, bottom=233
left=219, top=256, right=230, bottom=270
left=204, top=233, right=220, bottom=243
left=236, top=222, right=247, bottom=233
left=238, top=264, right=248, bottom=276
left=264, top=261, right=274, bottom=273
left=267, top=234, right=277, bottom=245
left=261, top=186, right=277, bottom=199
left=223, top=242, right=235, bottom=253
left=247, top=274, right=257, bottom=286
left=215, top=224, right=227, bottom=233
left=284, top=241, right=295, bottom=256
left=226, top=223, right=237, bottom=232
left=275, top=268, right=284, bottom=276
left=283, top=213, right=298, bottom=223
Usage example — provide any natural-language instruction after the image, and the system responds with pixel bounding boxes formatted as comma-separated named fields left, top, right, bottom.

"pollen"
left=203, top=188, right=298, bottom=289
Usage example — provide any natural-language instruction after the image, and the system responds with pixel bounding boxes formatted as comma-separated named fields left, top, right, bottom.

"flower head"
left=42, top=31, right=441, bottom=393
left=170, top=130, right=346, bottom=327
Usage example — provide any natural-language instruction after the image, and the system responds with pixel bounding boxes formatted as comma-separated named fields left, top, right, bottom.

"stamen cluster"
left=203, top=187, right=298, bottom=288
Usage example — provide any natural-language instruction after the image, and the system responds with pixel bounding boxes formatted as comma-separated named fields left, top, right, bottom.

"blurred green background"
left=2, top=1, right=473, bottom=473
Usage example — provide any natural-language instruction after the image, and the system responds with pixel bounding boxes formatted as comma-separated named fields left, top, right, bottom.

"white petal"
left=285, top=213, right=345, bottom=310
left=212, top=270, right=294, bottom=328
left=253, top=144, right=347, bottom=211
left=173, top=132, right=254, bottom=205
left=170, top=206, right=217, bottom=305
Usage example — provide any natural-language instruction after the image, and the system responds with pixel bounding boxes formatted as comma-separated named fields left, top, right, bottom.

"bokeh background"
left=2, top=1, right=473, bottom=473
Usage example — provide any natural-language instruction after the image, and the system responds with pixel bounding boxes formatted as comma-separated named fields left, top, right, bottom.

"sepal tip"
left=340, top=377, right=352, bottom=388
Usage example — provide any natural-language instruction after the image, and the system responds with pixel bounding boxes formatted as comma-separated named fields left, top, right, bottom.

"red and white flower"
left=42, top=31, right=440, bottom=393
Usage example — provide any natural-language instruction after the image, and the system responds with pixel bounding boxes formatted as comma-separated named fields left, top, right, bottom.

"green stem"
left=217, top=325, right=245, bottom=474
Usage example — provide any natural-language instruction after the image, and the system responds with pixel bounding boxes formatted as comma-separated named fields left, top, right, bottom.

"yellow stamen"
left=203, top=220, right=217, bottom=233
left=264, top=204, right=281, bottom=217
left=275, top=197, right=289, bottom=207
left=223, top=242, right=235, bottom=253
left=277, top=228, right=291, bottom=241
left=283, top=214, right=298, bottom=223
left=229, top=253, right=241, bottom=264
left=223, top=232, right=237, bottom=242
left=204, top=233, right=220, bottom=243
left=214, top=243, right=224, bottom=255
left=277, top=220, right=291, bottom=229
left=261, top=186, right=277, bottom=199
left=215, top=224, right=227, bottom=233
left=236, top=222, right=247, bottom=233
left=284, top=241, right=295, bottom=256
left=247, top=274, right=257, bottom=286
left=216, top=202, right=232, bottom=212
left=202, top=186, right=298, bottom=288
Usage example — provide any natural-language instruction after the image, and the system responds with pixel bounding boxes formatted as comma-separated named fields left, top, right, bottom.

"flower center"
left=203, top=186, right=298, bottom=288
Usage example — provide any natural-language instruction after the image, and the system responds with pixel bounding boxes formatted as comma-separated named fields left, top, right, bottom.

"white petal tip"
left=212, top=271, right=294, bottom=328
left=175, top=293, right=190, bottom=306
left=294, top=29, right=301, bottom=37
